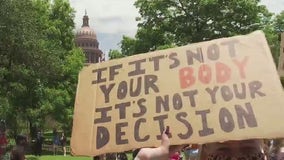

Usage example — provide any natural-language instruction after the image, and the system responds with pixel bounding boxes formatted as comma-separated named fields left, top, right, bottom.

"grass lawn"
left=26, top=152, right=134, bottom=160
left=26, top=155, right=92, bottom=160
left=39, top=155, right=92, bottom=160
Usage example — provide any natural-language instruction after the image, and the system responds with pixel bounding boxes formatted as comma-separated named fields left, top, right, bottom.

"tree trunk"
left=29, top=120, right=37, bottom=139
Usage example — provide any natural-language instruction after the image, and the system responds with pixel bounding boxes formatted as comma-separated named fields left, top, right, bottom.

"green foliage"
left=156, top=44, right=177, bottom=50
left=275, top=11, right=284, bottom=32
left=120, top=36, right=137, bottom=56
left=108, top=49, right=125, bottom=60
left=261, top=11, right=284, bottom=66
left=26, top=155, right=40, bottom=160
left=34, top=155, right=91, bottom=160
left=262, top=20, right=279, bottom=65
left=0, top=0, right=84, bottom=137
left=271, top=11, right=284, bottom=66
left=118, top=0, right=276, bottom=57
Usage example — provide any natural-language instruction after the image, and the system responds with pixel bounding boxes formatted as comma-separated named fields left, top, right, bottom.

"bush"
left=26, top=155, right=39, bottom=160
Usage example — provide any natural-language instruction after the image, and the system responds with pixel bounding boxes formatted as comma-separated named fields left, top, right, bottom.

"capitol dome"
left=76, top=26, right=97, bottom=39
left=75, top=12, right=104, bottom=63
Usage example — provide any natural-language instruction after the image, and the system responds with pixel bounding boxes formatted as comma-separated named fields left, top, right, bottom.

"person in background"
left=34, top=131, right=44, bottom=156
left=52, top=129, right=60, bottom=155
left=170, top=151, right=181, bottom=160
left=10, top=135, right=27, bottom=160
left=105, top=153, right=116, bottom=160
left=60, top=132, right=67, bottom=156
left=117, top=152, right=128, bottom=160
left=135, top=129, right=267, bottom=160
left=0, top=130, right=8, bottom=159
left=276, top=139, right=284, bottom=160
left=93, top=154, right=105, bottom=160
left=183, top=144, right=199, bottom=160
left=93, top=155, right=100, bottom=160
left=133, top=149, right=141, bottom=159
left=199, top=139, right=265, bottom=160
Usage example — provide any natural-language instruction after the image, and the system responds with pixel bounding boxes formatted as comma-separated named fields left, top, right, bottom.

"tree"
left=0, top=0, right=44, bottom=136
left=118, top=0, right=273, bottom=56
left=120, top=36, right=137, bottom=56
left=274, top=11, right=284, bottom=87
left=264, top=11, right=284, bottom=66
left=39, top=0, right=85, bottom=135
left=109, top=49, right=125, bottom=60
left=109, top=35, right=176, bottom=59
left=0, top=0, right=84, bottom=137
left=275, top=11, right=284, bottom=33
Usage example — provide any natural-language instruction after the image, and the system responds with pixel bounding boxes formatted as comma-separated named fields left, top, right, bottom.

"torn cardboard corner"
left=71, top=30, right=284, bottom=156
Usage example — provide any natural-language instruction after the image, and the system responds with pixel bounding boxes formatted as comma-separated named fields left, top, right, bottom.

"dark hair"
left=132, top=148, right=141, bottom=159
left=15, top=135, right=27, bottom=145
left=0, top=120, right=6, bottom=132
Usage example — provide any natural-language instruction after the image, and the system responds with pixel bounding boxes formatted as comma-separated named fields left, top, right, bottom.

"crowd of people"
left=32, top=129, right=67, bottom=157
left=133, top=129, right=284, bottom=160
left=52, top=129, right=67, bottom=156
left=1, top=128, right=284, bottom=159
left=89, top=134, right=284, bottom=160
left=0, top=128, right=68, bottom=160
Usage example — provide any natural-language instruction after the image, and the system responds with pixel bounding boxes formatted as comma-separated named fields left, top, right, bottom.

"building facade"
left=75, top=12, right=104, bottom=64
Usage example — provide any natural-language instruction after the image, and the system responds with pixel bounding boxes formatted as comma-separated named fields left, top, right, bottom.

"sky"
left=70, top=0, right=284, bottom=56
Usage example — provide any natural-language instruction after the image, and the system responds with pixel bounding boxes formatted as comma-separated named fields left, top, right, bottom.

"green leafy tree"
left=0, top=0, right=43, bottom=136
left=39, top=0, right=85, bottom=135
left=264, top=11, right=284, bottom=65
left=109, top=36, right=176, bottom=59
left=119, top=0, right=273, bottom=56
left=120, top=36, right=137, bottom=56
left=274, top=11, right=284, bottom=87
left=0, top=0, right=84, bottom=137
left=109, top=49, right=125, bottom=60
left=275, top=11, right=284, bottom=32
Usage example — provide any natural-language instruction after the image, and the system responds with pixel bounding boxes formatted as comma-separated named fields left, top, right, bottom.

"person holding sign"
left=135, top=128, right=267, bottom=160
left=71, top=31, right=284, bottom=159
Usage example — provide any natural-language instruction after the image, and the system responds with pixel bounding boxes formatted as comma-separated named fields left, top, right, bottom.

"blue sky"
left=70, top=0, right=284, bottom=56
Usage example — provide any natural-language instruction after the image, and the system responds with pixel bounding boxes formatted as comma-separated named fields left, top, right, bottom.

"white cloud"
left=70, top=0, right=139, bottom=36
left=70, top=0, right=139, bottom=54
left=70, top=0, right=284, bottom=54
left=260, top=0, right=284, bottom=14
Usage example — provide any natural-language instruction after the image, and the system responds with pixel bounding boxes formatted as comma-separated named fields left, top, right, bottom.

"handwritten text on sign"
left=71, top=31, right=284, bottom=156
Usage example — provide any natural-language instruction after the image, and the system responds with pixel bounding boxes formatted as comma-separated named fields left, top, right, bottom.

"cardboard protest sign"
left=71, top=31, right=284, bottom=156
left=278, top=33, right=284, bottom=77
